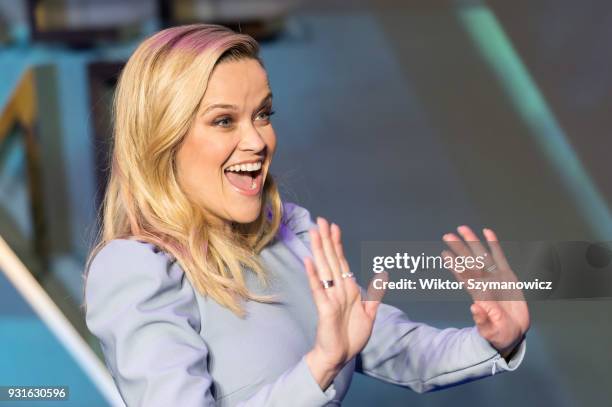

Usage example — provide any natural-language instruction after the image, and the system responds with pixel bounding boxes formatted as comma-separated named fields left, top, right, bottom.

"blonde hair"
left=85, top=24, right=283, bottom=316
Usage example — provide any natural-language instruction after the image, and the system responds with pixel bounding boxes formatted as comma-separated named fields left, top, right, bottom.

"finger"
left=474, top=300, right=502, bottom=322
left=482, top=229, right=524, bottom=300
left=317, top=217, right=344, bottom=291
left=442, top=246, right=488, bottom=280
left=441, top=249, right=467, bottom=279
left=441, top=249, right=457, bottom=270
left=470, top=303, right=488, bottom=325
left=483, top=228, right=511, bottom=270
left=456, top=226, right=493, bottom=269
left=442, top=249, right=485, bottom=302
left=304, top=257, right=330, bottom=306
left=471, top=303, right=496, bottom=334
left=441, top=249, right=487, bottom=279
left=364, top=299, right=382, bottom=320
left=364, top=271, right=387, bottom=319
left=330, top=223, right=351, bottom=275
left=442, top=233, right=472, bottom=257
left=484, top=303, right=504, bottom=324
left=331, top=223, right=359, bottom=296
left=309, top=228, right=334, bottom=284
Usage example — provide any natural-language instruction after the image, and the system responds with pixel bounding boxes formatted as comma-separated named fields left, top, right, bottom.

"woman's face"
left=176, top=58, right=276, bottom=226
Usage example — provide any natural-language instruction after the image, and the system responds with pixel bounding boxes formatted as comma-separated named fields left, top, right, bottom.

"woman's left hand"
left=442, top=226, right=530, bottom=360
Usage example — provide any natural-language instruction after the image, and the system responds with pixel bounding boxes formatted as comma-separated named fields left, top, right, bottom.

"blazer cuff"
left=497, top=336, right=527, bottom=372
left=296, top=355, right=337, bottom=405
left=470, top=326, right=527, bottom=375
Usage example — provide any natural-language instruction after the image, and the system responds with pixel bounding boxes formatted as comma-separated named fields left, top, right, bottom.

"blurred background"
left=1, top=0, right=611, bottom=406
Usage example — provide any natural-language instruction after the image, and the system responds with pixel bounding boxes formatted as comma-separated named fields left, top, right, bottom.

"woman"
left=84, top=24, right=529, bottom=406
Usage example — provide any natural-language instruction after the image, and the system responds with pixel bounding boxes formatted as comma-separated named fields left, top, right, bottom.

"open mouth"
left=223, top=161, right=264, bottom=196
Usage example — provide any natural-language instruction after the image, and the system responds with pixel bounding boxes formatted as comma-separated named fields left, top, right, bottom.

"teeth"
left=225, top=161, right=262, bottom=173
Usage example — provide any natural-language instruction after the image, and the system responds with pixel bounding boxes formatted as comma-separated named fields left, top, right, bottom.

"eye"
left=213, top=116, right=233, bottom=128
left=256, top=109, right=276, bottom=122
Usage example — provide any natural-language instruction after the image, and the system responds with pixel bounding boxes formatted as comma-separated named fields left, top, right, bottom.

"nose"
left=238, top=123, right=267, bottom=153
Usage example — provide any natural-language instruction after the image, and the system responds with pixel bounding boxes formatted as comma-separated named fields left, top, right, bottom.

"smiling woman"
left=89, top=25, right=283, bottom=317
left=177, top=58, right=276, bottom=223
left=83, top=24, right=529, bottom=407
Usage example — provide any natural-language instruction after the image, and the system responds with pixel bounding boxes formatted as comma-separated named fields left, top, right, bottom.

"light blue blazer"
left=85, top=203, right=526, bottom=406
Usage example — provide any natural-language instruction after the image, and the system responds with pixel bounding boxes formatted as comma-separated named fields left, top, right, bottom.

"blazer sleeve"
left=355, top=302, right=526, bottom=393
left=281, top=202, right=527, bottom=393
left=85, top=239, right=337, bottom=407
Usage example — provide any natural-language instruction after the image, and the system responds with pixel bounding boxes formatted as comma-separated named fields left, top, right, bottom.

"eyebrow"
left=201, top=92, right=273, bottom=116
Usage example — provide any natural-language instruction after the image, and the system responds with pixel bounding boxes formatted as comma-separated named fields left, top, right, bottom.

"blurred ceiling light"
left=160, top=0, right=303, bottom=41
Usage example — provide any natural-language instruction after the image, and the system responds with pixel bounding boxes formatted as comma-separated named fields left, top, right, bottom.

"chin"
left=229, top=201, right=262, bottom=224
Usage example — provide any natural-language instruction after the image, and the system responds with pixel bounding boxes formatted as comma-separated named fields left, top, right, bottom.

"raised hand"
left=442, top=226, right=530, bottom=360
left=304, top=217, right=387, bottom=390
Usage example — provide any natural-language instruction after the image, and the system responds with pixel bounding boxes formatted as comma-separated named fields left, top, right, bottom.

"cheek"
left=201, top=143, right=229, bottom=174
left=178, top=133, right=234, bottom=192
left=265, top=129, right=277, bottom=155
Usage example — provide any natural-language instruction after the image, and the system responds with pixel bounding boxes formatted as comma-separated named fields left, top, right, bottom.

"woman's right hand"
left=303, top=217, right=387, bottom=391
